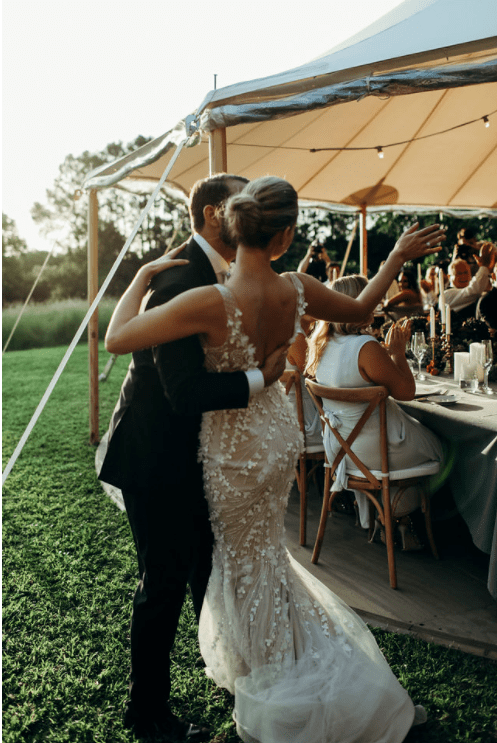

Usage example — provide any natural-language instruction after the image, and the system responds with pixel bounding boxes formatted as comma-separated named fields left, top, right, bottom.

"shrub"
left=2, top=298, right=117, bottom=351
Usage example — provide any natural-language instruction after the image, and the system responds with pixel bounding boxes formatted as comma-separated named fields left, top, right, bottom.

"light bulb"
left=377, top=147, right=384, bottom=159
left=483, top=116, right=490, bottom=128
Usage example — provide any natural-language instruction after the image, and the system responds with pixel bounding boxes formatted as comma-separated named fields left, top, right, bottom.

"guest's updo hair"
left=224, top=176, right=298, bottom=249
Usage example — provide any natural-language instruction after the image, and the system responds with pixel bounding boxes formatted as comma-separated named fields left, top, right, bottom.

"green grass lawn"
left=3, top=345, right=497, bottom=742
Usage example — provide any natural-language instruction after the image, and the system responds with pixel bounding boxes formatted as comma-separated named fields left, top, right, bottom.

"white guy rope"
left=97, top=226, right=182, bottom=382
left=2, top=137, right=188, bottom=486
left=3, top=239, right=60, bottom=354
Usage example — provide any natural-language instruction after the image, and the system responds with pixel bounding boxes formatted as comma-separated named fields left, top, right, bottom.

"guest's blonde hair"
left=305, top=274, right=370, bottom=378
left=224, top=176, right=298, bottom=249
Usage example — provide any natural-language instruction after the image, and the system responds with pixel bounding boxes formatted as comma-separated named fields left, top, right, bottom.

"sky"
left=2, top=0, right=404, bottom=253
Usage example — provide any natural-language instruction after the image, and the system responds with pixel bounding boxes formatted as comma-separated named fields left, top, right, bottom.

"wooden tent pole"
left=359, top=202, right=368, bottom=276
left=340, top=217, right=358, bottom=277
left=209, top=128, right=227, bottom=174
left=88, top=189, right=100, bottom=444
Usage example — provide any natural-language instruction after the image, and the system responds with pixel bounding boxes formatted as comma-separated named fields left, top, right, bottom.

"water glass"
left=411, top=332, right=428, bottom=381
left=459, top=362, right=479, bottom=392
left=480, top=340, right=494, bottom=395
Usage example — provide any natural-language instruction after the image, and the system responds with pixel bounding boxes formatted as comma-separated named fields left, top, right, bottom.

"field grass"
left=3, top=344, right=497, bottom=742
left=2, top=299, right=117, bottom=352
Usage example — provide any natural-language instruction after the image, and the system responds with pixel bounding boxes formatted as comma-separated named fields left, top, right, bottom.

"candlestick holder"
left=430, top=335, right=438, bottom=365
left=443, top=333, right=453, bottom=375
left=427, top=334, right=446, bottom=376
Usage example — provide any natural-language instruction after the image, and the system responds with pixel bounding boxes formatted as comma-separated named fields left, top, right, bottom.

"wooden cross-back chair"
left=280, top=369, right=325, bottom=547
left=305, top=380, right=439, bottom=590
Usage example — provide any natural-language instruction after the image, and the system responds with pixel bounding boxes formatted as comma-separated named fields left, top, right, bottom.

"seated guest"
left=435, top=258, right=450, bottom=289
left=370, top=313, right=386, bottom=339
left=420, top=265, right=438, bottom=307
left=297, top=240, right=330, bottom=283
left=452, top=227, right=480, bottom=276
left=382, top=270, right=423, bottom=318
left=477, top=286, right=497, bottom=333
left=444, top=242, right=495, bottom=320
left=325, top=262, right=342, bottom=286
left=306, top=275, right=446, bottom=550
left=378, top=259, right=400, bottom=302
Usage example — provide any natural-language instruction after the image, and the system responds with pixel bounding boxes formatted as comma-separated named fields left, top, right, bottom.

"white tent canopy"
left=82, top=0, right=497, bottom=442
left=83, top=0, right=497, bottom=213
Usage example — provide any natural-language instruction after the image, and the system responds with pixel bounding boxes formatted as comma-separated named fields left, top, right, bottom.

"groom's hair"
left=189, top=173, right=249, bottom=232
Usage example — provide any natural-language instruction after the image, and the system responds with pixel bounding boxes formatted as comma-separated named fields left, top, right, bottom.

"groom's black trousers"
left=121, top=461, right=214, bottom=717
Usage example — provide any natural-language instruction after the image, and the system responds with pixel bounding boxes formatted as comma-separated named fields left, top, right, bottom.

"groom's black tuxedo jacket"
left=98, top=237, right=250, bottom=494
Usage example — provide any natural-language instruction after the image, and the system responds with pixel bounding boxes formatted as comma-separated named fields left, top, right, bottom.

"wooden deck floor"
left=96, top=439, right=496, bottom=659
left=284, top=479, right=497, bottom=659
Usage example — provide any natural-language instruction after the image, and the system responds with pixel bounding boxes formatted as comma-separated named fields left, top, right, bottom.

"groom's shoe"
left=123, top=702, right=210, bottom=742
left=168, top=718, right=211, bottom=742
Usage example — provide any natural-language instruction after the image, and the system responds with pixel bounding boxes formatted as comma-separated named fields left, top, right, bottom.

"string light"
left=303, top=110, right=497, bottom=155
left=235, top=110, right=495, bottom=157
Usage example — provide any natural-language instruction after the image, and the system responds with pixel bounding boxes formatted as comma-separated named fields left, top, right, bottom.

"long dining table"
left=397, top=373, right=497, bottom=600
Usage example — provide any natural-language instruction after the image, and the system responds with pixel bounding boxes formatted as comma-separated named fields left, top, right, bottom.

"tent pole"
left=209, top=129, right=227, bottom=174
left=359, top=203, right=368, bottom=276
left=88, top=189, right=99, bottom=445
left=340, top=217, right=358, bottom=277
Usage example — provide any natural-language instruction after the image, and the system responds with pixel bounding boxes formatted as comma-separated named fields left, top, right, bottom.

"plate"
left=425, top=394, right=457, bottom=405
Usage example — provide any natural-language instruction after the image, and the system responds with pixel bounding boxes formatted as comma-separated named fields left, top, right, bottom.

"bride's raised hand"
left=392, top=222, right=446, bottom=263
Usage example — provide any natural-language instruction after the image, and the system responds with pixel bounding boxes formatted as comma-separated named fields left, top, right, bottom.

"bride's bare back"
left=225, top=273, right=299, bottom=365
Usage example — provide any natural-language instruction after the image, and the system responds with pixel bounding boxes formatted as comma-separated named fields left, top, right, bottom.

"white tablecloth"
left=398, top=375, right=497, bottom=600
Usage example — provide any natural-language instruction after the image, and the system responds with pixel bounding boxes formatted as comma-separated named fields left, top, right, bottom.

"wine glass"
left=411, top=331, right=428, bottom=381
left=480, top=340, right=494, bottom=395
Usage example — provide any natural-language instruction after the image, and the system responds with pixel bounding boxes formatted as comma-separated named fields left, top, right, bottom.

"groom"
left=99, top=173, right=287, bottom=742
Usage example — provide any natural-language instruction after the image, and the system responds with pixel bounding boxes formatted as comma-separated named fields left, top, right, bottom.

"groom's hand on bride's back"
left=261, top=343, right=291, bottom=387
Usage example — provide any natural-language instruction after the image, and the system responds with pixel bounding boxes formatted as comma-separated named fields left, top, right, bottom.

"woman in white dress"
left=306, top=275, right=445, bottom=549
left=106, top=176, right=446, bottom=743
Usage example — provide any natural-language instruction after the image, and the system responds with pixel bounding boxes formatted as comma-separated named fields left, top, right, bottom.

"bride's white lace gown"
left=198, top=276, right=416, bottom=743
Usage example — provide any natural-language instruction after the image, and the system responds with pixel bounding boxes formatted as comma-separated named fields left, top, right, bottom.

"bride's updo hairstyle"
left=306, top=274, right=370, bottom=377
left=224, top=176, right=298, bottom=249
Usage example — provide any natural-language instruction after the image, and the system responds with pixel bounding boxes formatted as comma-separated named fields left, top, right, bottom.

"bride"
left=106, top=176, right=445, bottom=743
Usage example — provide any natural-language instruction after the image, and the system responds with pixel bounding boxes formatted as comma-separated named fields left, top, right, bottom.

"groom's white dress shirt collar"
left=193, top=233, right=264, bottom=395
left=194, top=233, right=231, bottom=283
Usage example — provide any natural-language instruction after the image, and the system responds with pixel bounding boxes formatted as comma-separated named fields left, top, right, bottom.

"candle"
left=417, top=263, right=422, bottom=285
left=445, top=305, right=451, bottom=335
left=454, top=351, right=470, bottom=382
left=438, top=268, right=446, bottom=320
left=469, top=342, right=483, bottom=364
left=430, top=307, right=436, bottom=338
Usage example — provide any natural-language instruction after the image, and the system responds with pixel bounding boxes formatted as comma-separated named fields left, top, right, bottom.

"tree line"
left=3, top=135, right=496, bottom=306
